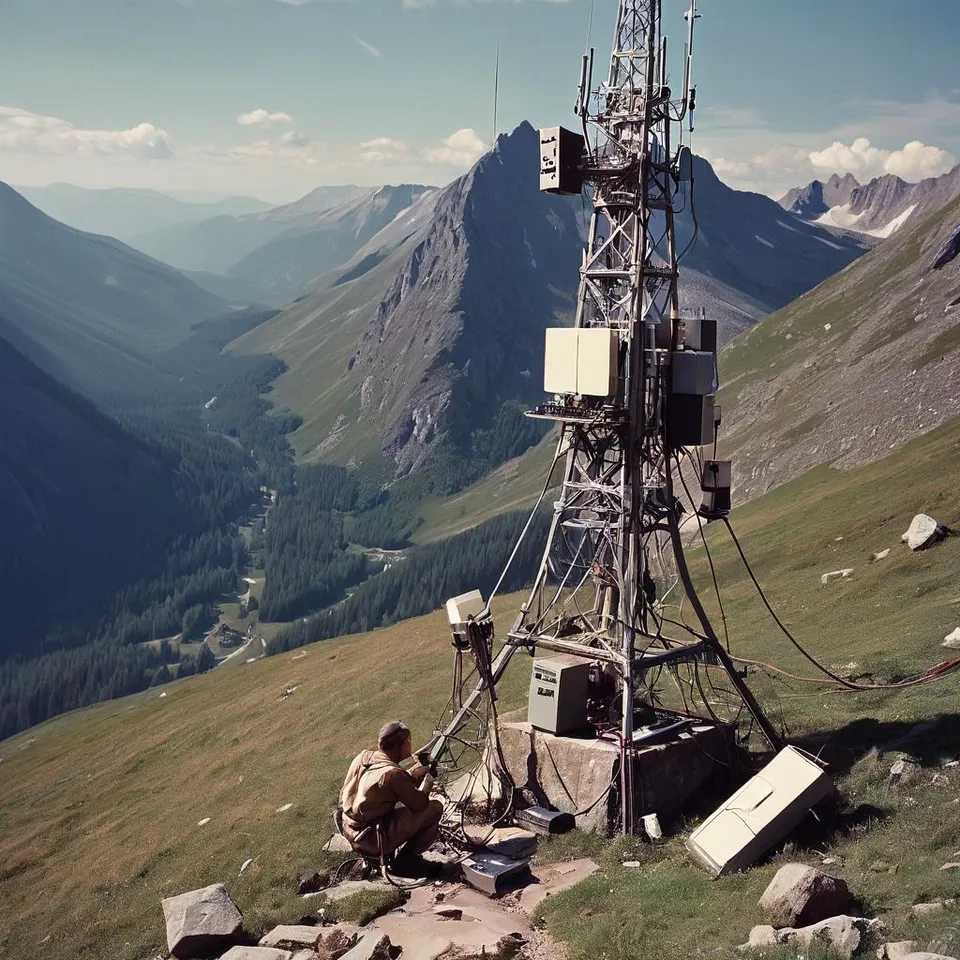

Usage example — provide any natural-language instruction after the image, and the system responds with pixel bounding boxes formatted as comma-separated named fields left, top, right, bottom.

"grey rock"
left=323, top=880, right=388, bottom=903
left=758, top=863, right=854, bottom=927
left=821, top=568, right=854, bottom=585
left=742, top=924, right=779, bottom=948
left=161, top=883, right=243, bottom=959
left=932, top=224, right=960, bottom=270
left=911, top=899, right=956, bottom=917
left=290, top=953, right=322, bottom=960
left=888, top=757, right=919, bottom=788
left=259, top=926, right=323, bottom=950
left=219, top=949, right=292, bottom=960
left=902, top=514, right=949, bottom=550
left=876, top=943, right=922, bottom=960
left=323, top=834, right=354, bottom=854
left=779, top=916, right=863, bottom=958
left=338, top=932, right=392, bottom=960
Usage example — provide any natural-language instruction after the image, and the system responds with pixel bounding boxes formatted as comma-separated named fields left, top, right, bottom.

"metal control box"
left=539, top=126, right=585, bottom=196
left=528, top=656, right=590, bottom=735
left=544, top=328, right=617, bottom=397
left=544, top=328, right=579, bottom=394
left=687, top=746, right=833, bottom=876
left=577, top=327, right=618, bottom=397
left=683, top=316, right=718, bottom=353
left=668, top=393, right=716, bottom=447
left=671, top=350, right=717, bottom=395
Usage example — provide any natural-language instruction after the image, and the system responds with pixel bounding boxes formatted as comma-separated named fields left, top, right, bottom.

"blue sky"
left=1, top=0, right=958, bottom=202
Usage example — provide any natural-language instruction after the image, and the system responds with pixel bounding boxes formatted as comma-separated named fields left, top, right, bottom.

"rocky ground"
left=157, top=828, right=599, bottom=960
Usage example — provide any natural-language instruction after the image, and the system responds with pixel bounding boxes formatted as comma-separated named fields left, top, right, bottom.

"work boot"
left=390, top=852, right=442, bottom=879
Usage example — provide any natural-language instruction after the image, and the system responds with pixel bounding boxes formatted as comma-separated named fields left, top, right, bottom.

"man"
left=339, top=720, right=444, bottom=877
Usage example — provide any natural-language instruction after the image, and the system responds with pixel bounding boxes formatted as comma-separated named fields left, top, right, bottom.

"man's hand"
left=409, top=763, right=430, bottom=781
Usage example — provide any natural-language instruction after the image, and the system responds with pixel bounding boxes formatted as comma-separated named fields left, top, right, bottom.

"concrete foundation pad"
left=498, top=720, right=733, bottom=832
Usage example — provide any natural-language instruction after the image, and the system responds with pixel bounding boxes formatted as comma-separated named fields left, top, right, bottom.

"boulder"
left=220, top=950, right=292, bottom=960
left=779, top=916, right=863, bottom=958
left=161, top=883, right=244, bottom=959
left=943, top=629, right=960, bottom=650
left=758, top=863, right=854, bottom=927
left=338, top=932, right=392, bottom=960
left=911, top=899, right=956, bottom=917
left=901, top=514, right=949, bottom=551
left=876, top=944, right=922, bottom=960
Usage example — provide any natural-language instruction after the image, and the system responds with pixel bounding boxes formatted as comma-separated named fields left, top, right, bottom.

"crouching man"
left=338, top=720, right=444, bottom=877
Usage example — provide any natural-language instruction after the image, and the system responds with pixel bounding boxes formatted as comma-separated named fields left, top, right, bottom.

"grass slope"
left=2, top=418, right=959, bottom=960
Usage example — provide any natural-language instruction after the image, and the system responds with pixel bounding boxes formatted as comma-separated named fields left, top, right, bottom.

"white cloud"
left=280, top=130, right=311, bottom=148
left=355, top=36, right=382, bottom=57
left=808, top=137, right=954, bottom=182
left=0, top=106, right=172, bottom=159
left=359, top=136, right=410, bottom=163
left=236, top=108, right=293, bottom=127
left=425, top=128, right=486, bottom=166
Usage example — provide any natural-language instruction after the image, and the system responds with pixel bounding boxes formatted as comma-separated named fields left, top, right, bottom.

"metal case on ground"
left=528, top=656, right=590, bottom=735
left=686, top=745, right=833, bottom=876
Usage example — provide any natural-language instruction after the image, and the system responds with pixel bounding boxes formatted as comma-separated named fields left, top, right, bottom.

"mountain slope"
left=226, top=185, right=434, bottom=303
left=0, top=183, right=227, bottom=396
left=130, top=185, right=367, bottom=275
left=0, top=337, right=181, bottom=655
left=720, top=183, right=960, bottom=501
left=15, top=183, right=270, bottom=244
left=233, top=123, right=865, bottom=475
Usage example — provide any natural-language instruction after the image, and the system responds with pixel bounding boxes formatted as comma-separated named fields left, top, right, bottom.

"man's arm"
left=384, top=767, right=430, bottom=814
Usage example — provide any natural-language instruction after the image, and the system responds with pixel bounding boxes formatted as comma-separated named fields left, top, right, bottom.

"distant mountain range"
left=226, top=185, right=435, bottom=303
left=129, top=184, right=369, bottom=277
left=780, top=165, right=960, bottom=240
left=16, top=183, right=272, bottom=245
left=231, top=122, right=866, bottom=475
left=0, top=182, right=228, bottom=398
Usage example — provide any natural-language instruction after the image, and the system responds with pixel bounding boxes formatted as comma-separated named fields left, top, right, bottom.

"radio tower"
left=433, top=0, right=780, bottom=837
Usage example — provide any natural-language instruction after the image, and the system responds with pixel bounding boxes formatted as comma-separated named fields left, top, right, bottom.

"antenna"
left=492, top=41, right=500, bottom=147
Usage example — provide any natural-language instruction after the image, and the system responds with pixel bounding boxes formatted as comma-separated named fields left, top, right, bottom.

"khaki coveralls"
left=339, top=749, right=443, bottom=858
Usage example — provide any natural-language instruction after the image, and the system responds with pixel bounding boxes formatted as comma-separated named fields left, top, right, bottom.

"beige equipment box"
left=528, top=656, right=591, bottom=735
left=543, top=328, right=618, bottom=398
left=686, top=746, right=833, bottom=876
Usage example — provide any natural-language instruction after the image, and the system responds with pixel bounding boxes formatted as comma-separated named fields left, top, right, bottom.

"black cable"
left=721, top=516, right=960, bottom=691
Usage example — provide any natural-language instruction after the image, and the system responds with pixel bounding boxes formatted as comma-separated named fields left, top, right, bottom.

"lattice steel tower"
left=434, top=0, right=780, bottom=837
